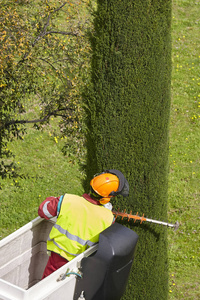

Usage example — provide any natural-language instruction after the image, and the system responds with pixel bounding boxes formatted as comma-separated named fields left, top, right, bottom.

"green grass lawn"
left=168, top=0, right=200, bottom=299
left=0, top=0, right=199, bottom=299
left=0, top=125, right=85, bottom=238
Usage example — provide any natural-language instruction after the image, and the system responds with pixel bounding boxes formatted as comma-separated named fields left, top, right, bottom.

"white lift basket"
left=0, top=217, right=97, bottom=300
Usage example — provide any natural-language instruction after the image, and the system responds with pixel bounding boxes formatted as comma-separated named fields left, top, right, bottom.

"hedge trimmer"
left=112, top=209, right=179, bottom=231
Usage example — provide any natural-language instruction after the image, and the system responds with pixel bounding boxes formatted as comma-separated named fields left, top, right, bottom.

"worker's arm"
left=38, top=196, right=60, bottom=219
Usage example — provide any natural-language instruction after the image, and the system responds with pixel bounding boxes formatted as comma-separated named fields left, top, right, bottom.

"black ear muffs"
left=104, top=169, right=129, bottom=197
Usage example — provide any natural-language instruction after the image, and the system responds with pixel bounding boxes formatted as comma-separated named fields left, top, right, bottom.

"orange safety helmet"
left=90, top=172, right=119, bottom=204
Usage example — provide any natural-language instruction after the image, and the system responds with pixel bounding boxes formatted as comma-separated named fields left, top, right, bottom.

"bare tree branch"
left=32, top=30, right=79, bottom=47
left=3, top=108, right=73, bottom=128
left=19, top=2, right=76, bottom=62
left=31, top=1, right=79, bottom=47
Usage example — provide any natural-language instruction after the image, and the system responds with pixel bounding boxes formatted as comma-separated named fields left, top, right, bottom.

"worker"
left=38, top=169, right=129, bottom=279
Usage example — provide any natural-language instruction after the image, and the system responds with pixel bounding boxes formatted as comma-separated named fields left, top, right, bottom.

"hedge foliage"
left=84, top=0, right=172, bottom=299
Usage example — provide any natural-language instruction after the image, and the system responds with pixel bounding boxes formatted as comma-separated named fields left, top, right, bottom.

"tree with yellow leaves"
left=0, top=0, right=92, bottom=184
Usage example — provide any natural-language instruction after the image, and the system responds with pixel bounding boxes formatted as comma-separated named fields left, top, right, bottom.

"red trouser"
left=42, top=251, right=68, bottom=279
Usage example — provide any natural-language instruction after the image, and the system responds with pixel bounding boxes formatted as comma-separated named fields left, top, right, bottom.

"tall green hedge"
left=84, top=0, right=172, bottom=299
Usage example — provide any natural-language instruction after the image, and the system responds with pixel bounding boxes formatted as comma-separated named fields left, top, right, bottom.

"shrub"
left=84, top=0, right=172, bottom=299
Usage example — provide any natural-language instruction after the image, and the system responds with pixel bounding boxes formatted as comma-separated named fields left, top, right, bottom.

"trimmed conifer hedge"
left=84, top=0, right=172, bottom=299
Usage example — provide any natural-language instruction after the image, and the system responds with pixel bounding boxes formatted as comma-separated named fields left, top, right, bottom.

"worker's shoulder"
left=63, top=193, right=83, bottom=200
left=62, top=194, right=87, bottom=206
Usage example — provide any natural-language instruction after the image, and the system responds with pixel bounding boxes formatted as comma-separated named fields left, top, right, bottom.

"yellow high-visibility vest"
left=47, top=194, right=113, bottom=261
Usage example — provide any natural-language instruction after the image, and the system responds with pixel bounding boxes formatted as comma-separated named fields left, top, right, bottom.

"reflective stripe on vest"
left=47, top=237, right=80, bottom=257
left=49, top=223, right=96, bottom=247
left=47, top=194, right=113, bottom=261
